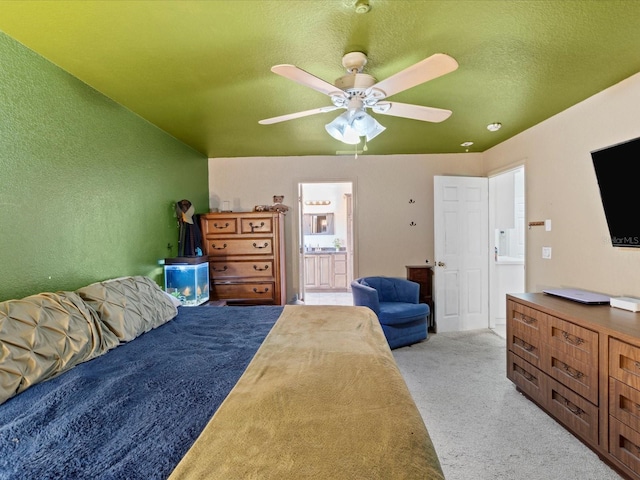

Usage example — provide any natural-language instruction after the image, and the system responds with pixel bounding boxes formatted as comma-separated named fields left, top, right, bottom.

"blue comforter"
left=0, top=305, right=283, bottom=480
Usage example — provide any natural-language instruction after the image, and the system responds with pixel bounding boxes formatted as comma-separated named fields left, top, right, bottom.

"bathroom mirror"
left=303, top=213, right=334, bottom=235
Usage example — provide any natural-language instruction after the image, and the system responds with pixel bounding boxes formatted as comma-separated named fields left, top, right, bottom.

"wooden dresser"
left=199, top=212, right=286, bottom=305
left=507, top=293, right=640, bottom=479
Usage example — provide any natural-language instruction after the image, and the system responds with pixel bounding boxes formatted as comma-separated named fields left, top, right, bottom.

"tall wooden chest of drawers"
left=507, top=293, right=640, bottom=479
left=199, top=212, right=286, bottom=305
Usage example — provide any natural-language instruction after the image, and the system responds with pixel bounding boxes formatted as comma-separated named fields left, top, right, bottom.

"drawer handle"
left=213, top=222, right=229, bottom=230
left=560, top=362, right=584, bottom=380
left=634, top=361, right=640, bottom=370
left=520, top=314, right=535, bottom=325
left=212, top=265, right=228, bottom=272
left=253, top=265, right=269, bottom=271
left=562, top=331, right=584, bottom=346
left=514, top=337, right=536, bottom=353
left=253, top=287, right=270, bottom=294
left=211, top=243, right=227, bottom=250
left=249, top=221, right=265, bottom=232
left=253, top=242, right=269, bottom=249
left=561, top=397, right=585, bottom=417
left=514, top=365, right=538, bottom=384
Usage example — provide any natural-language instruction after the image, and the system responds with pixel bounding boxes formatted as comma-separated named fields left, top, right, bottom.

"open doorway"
left=488, top=166, right=525, bottom=338
left=298, top=182, right=354, bottom=305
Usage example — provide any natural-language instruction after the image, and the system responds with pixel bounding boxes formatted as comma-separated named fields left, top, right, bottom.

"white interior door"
left=434, top=175, right=489, bottom=332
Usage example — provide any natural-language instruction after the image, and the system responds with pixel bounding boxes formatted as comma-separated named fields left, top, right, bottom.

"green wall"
left=0, top=32, right=209, bottom=301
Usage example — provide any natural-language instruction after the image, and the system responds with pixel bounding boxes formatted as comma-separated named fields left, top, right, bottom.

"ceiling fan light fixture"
left=352, top=110, right=386, bottom=141
left=325, top=108, right=385, bottom=144
left=325, top=111, right=361, bottom=145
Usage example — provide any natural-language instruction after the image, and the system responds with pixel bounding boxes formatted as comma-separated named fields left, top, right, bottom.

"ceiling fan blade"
left=369, top=53, right=458, bottom=98
left=372, top=102, right=452, bottom=123
left=271, top=64, right=343, bottom=96
left=259, top=106, right=341, bottom=125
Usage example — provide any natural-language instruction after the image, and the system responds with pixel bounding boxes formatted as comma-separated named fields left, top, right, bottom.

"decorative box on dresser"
left=506, top=292, right=640, bottom=479
left=199, top=212, right=286, bottom=305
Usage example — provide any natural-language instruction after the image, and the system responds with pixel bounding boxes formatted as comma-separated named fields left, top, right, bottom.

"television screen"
left=591, top=136, right=640, bottom=248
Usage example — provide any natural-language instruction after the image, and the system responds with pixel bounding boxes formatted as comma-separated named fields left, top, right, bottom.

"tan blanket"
left=170, top=305, right=444, bottom=479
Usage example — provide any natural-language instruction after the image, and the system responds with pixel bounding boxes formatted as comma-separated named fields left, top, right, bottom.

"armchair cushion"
left=379, top=302, right=429, bottom=326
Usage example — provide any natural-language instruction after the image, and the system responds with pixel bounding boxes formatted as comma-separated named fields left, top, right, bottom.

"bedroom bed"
left=0, top=276, right=443, bottom=479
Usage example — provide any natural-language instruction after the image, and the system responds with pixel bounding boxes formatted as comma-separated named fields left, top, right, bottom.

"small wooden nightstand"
left=405, top=265, right=435, bottom=332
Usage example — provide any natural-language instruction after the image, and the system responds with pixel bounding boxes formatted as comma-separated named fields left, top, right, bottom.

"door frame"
left=488, top=165, right=526, bottom=328
left=297, top=180, right=356, bottom=302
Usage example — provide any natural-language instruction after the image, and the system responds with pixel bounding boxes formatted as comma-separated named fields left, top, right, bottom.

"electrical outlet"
left=542, top=246, right=552, bottom=259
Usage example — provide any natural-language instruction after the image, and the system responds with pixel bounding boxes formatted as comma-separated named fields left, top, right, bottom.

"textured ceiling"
left=1, top=0, right=640, bottom=158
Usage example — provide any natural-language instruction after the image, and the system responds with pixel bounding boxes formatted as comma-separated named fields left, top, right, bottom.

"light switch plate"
left=542, top=246, right=552, bottom=259
left=545, top=219, right=552, bottom=231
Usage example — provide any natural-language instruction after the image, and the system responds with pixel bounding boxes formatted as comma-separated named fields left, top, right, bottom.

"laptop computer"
left=542, top=288, right=611, bottom=305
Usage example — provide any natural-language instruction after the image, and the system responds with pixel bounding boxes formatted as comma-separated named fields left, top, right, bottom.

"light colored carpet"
left=393, top=329, right=623, bottom=480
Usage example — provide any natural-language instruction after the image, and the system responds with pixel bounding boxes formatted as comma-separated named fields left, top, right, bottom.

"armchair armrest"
left=350, top=281, right=381, bottom=314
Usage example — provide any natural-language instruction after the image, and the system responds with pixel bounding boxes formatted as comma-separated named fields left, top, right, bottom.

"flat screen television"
left=591, top=136, right=640, bottom=248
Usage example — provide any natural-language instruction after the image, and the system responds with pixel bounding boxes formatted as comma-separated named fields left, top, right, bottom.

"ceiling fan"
left=258, top=52, right=458, bottom=145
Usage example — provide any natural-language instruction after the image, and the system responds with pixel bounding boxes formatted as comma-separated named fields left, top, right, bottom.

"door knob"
left=437, top=261, right=446, bottom=267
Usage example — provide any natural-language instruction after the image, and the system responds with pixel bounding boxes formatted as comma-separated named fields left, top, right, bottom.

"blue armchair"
left=351, top=276, right=429, bottom=349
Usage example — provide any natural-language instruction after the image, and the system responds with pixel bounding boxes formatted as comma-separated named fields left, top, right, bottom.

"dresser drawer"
left=546, top=315, right=598, bottom=365
left=508, top=300, right=544, bottom=338
left=610, top=416, right=640, bottom=475
left=509, top=317, right=544, bottom=368
left=507, top=351, right=547, bottom=405
left=610, top=378, right=640, bottom=432
left=543, top=344, right=599, bottom=405
left=546, top=373, right=599, bottom=445
left=210, top=260, right=274, bottom=279
left=201, top=217, right=238, bottom=235
left=211, top=282, right=276, bottom=303
left=205, top=238, right=274, bottom=256
left=240, top=217, right=273, bottom=234
left=610, top=338, right=640, bottom=391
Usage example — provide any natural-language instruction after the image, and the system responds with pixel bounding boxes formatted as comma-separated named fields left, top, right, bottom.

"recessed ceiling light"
left=354, top=0, right=371, bottom=13
left=487, top=122, right=502, bottom=132
left=461, top=141, right=474, bottom=147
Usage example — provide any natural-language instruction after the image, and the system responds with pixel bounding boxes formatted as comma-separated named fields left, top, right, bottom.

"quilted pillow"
left=0, top=291, right=119, bottom=406
left=76, top=276, right=178, bottom=343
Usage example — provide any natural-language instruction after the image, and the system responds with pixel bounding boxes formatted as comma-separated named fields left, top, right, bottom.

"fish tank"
left=164, top=257, right=209, bottom=306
